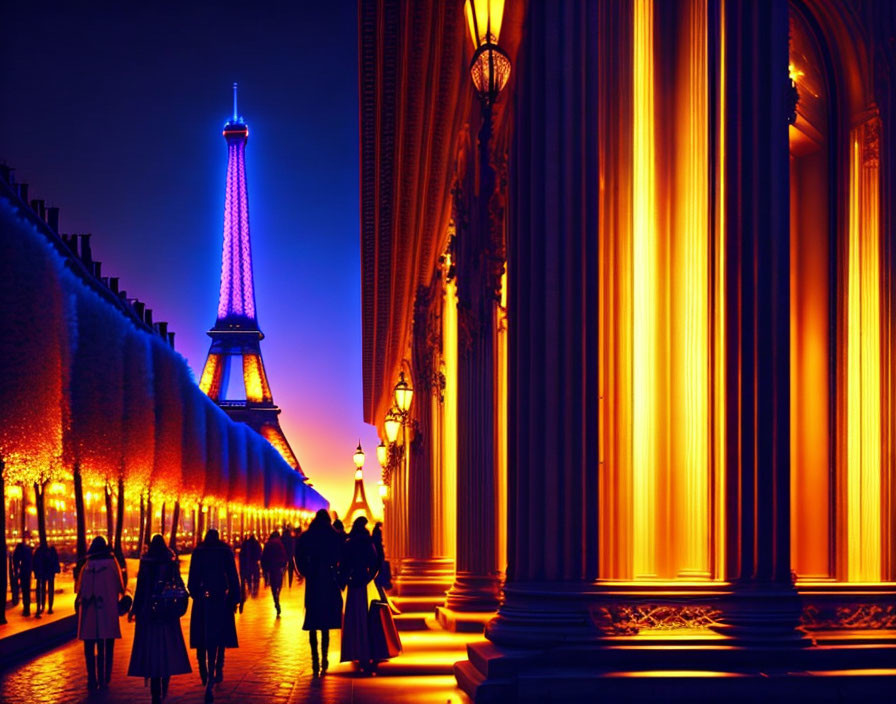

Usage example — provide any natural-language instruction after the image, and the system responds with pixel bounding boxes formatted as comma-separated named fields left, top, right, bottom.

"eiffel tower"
left=344, top=443, right=375, bottom=525
left=199, top=84, right=304, bottom=477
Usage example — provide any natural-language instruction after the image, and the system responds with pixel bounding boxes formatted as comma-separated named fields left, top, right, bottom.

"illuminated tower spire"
left=199, top=85, right=305, bottom=477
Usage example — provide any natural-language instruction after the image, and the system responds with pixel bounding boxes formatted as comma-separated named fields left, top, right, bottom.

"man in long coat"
left=188, top=529, right=240, bottom=699
left=295, top=509, right=344, bottom=677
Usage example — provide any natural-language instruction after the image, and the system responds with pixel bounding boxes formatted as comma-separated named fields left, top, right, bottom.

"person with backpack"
left=127, top=534, right=191, bottom=704
left=77, top=536, right=125, bottom=691
left=188, top=528, right=240, bottom=703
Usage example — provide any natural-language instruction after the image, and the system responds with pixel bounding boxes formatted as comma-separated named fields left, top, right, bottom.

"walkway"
left=0, top=562, right=476, bottom=704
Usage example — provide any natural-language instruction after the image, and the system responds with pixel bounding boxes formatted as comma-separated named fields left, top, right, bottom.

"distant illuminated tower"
left=199, top=83, right=304, bottom=476
left=344, top=443, right=375, bottom=525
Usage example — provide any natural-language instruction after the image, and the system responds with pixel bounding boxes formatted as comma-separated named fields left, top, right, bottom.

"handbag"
left=117, top=594, right=133, bottom=617
left=368, top=599, right=402, bottom=660
left=149, top=569, right=188, bottom=622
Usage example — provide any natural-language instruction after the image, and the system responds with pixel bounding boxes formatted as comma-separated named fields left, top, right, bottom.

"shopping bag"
left=368, top=599, right=402, bottom=660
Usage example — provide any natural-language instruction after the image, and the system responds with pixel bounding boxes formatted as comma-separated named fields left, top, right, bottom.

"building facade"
left=360, top=0, right=896, bottom=699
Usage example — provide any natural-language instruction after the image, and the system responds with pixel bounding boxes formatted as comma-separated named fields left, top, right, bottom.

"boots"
left=96, top=642, right=106, bottom=689
left=84, top=642, right=97, bottom=691
left=213, top=646, right=224, bottom=683
left=321, top=631, right=330, bottom=674
left=309, top=631, right=320, bottom=678
left=104, top=639, right=114, bottom=684
left=197, top=649, right=208, bottom=686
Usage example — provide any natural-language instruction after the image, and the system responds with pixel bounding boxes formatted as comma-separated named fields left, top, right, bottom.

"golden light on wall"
left=632, top=0, right=658, bottom=580
left=788, top=11, right=832, bottom=581
left=625, top=0, right=714, bottom=580
left=846, top=120, right=882, bottom=582
left=442, top=270, right=459, bottom=562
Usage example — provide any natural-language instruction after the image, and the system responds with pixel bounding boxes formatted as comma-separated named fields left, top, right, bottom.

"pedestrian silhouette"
left=12, top=531, right=33, bottom=616
left=77, top=536, right=125, bottom=691
left=296, top=508, right=343, bottom=678
left=127, top=534, right=191, bottom=704
left=238, top=533, right=262, bottom=605
left=32, top=540, right=60, bottom=617
left=188, top=528, right=240, bottom=703
left=281, top=526, right=297, bottom=588
left=333, top=517, right=346, bottom=537
left=340, top=516, right=380, bottom=673
left=260, top=530, right=287, bottom=616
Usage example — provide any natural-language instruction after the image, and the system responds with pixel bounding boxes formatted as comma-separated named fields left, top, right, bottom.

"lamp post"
left=440, top=0, right=508, bottom=622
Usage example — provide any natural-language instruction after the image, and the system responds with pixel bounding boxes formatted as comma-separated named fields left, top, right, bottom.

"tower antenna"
left=233, top=82, right=238, bottom=122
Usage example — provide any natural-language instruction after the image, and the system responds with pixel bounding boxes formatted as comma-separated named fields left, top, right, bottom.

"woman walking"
left=295, top=509, right=343, bottom=677
left=77, top=536, right=125, bottom=691
left=340, top=516, right=380, bottom=673
left=189, top=528, right=240, bottom=703
left=127, top=534, right=191, bottom=704
left=260, top=530, right=287, bottom=616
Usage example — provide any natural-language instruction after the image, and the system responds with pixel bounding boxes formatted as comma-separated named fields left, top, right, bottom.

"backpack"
left=149, top=564, right=188, bottom=622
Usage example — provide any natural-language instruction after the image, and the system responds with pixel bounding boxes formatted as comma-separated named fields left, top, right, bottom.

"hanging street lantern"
left=394, top=371, right=414, bottom=414
left=465, top=0, right=511, bottom=105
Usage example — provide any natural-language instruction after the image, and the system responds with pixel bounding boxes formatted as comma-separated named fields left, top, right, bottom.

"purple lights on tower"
left=217, top=83, right=256, bottom=325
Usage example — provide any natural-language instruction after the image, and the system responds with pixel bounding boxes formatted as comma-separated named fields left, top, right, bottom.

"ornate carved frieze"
left=591, top=604, right=722, bottom=635
left=801, top=602, right=896, bottom=630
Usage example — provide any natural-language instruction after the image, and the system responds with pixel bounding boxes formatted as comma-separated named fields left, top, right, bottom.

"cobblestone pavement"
left=0, top=566, right=473, bottom=704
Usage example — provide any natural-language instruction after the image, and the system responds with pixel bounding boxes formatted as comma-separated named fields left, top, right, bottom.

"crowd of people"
left=54, top=510, right=399, bottom=704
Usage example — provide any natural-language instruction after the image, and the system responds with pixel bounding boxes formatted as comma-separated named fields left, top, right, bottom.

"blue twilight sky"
left=0, top=0, right=382, bottom=516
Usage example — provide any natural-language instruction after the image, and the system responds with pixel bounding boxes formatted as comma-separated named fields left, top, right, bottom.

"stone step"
left=394, top=612, right=430, bottom=631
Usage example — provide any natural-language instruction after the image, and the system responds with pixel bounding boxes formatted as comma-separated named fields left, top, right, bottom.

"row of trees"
left=0, top=183, right=326, bottom=624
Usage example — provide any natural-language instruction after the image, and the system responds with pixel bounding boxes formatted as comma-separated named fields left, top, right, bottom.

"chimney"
left=118, top=290, right=128, bottom=301
left=79, top=234, right=93, bottom=266
left=156, top=321, right=168, bottom=339
left=47, top=207, right=59, bottom=232
left=167, top=332, right=176, bottom=348
left=133, top=300, right=145, bottom=319
left=109, top=277, right=119, bottom=294
left=144, top=308, right=153, bottom=326
left=17, top=183, right=28, bottom=203
left=92, top=261, right=102, bottom=278
left=30, top=199, right=46, bottom=220
left=0, top=165, right=11, bottom=183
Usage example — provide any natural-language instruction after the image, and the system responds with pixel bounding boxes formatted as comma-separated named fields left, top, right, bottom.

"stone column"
left=713, top=0, right=805, bottom=643
left=442, top=101, right=504, bottom=617
left=479, top=0, right=604, bottom=648
left=394, top=283, right=455, bottom=598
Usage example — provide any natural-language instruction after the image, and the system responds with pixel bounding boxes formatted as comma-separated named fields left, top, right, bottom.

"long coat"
left=295, top=525, right=343, bottom=631
left=127, top=553, right=191, bottom=678
left=188, top=538, right=240, bottom=650
left=76, top=555, right=124, bottom=640
left=340, top=531, right=380, bottom=663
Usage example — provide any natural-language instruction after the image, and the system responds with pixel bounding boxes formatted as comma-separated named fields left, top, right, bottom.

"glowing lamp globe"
left=378, top=481, right=389, bottom=499
left=465, top=0, right=510, bottom=104
left=355, top=468, right=363, bottom=481
left=384, top=408, right=402, bottom=444
left=353, top=442, right=365, bottom=469
left=376, top=440, right=388, bottom=467
left=394, top=371, right=413, bottom=413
